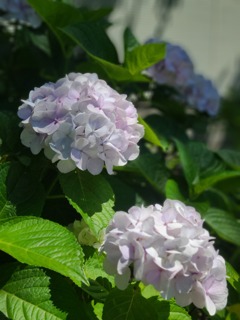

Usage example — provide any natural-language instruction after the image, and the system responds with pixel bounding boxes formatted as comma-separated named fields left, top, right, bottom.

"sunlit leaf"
left=0, top=266, right=67, bottom=320
left=125, top=42, right=165, bottom=75
left=0, top=216, right=87, bottom=286
left=138, top=116, right=169, bottom=151
left=226, top=262, right=240, bottom=294
left=165, top=179, right=185, bottom=201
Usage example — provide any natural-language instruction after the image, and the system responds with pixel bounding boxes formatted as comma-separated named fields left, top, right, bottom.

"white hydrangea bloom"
left=0, top=0, right=41, bottom=28
left=101, top=200, right=228, bottom=315
left=18, top=73, right=144, bottom=175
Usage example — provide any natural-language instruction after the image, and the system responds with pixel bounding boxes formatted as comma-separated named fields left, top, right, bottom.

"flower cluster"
left=0, top=0, right=41, bottom=28
left=145, top=40, right=194, bottom=89
left=183, top=74, right=220, bottom=117
left=101, top=199, right=228, bottom=315
left=18, top=72, right=144, bottom=175
left=145, top=39, right=220, bottom=116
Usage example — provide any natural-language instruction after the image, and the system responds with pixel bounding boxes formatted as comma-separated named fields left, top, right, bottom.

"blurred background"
left=67, top=0, right=240, bottom=97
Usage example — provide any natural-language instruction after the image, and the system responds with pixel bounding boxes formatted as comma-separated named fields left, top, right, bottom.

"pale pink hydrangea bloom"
left=0, top=0, right=41, bottom=28
left=18, top=73, right=144, bottom=175
left=101, top=200, right=228, bottom=315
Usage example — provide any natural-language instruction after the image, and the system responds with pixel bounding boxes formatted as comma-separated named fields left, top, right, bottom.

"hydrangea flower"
left=144, top=38, right=220, bottom=116
left=145, top=39, right=194, bottom=89
left=182, top=74, right=220, bottom=116
left=101, top=200, right=228, bottom=315
left=0, top=0, right=41, bottom=28
left=18, top=73, right=144, bottom=175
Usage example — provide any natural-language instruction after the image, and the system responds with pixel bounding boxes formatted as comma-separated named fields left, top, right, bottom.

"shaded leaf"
left=203, top=208, right=240, bottom=246
left=217, top=149, right=240, bottom=170
left=123, top=27, right=140, bottom=53
left=0, top=163, right=16, bottom=220
left=61, top=25, right=149, bottom=82
left=193, top=171, right=240, bottom=195
left=133, top=153, right=170, bottom=193
left=62, top=21, right=118, bottom=63
left=102, top=286, right=191, bottom=320
left=47, top=270, right=94, bottom=320
left=59, top=170, right=114, bottom=217
left=174, top=139, right=201, bottom=186
left=7, top=161, right=46, bottom=217
left=0, top=111, right=21, bottom=156
left=82, top=277, right=112, bottom=301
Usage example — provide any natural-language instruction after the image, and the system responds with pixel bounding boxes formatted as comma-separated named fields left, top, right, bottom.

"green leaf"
left=82, top=277, right=112, bottom=301
left=60, top=170, right=115, bottom=239
left=0, top=163, right=16, bottom=219
left=174, top=140, right=232, bottom=195
left=174, top=139, right=200, bottom=186
left=123, top=27, right=140, bottom=52
left=102, top=286, right=191, bottom=320
left=133, top=153, right=170, bottom=193
left=0, top=111, right=21, bottom=156
left=91, top=58, right=149, bottom=82
left=0, top=266, right=66, bottom=320
left=61, top=25, right=149, bottom=82
left=193, top=171, right=240, bottom=195
left=125, top=42, right=165, bottom=75
left=138, top=116, right=168, bottom=151
left=29, top=32, right=51, bottom=56
left=92, top=302, right=103, bottom=320
left=27, top=0, right=84, bottom=53
left=102, top=286, right=158, bottom=320
left=203, top=208, right=240, bottom=246
left=0, top=216, right=88, bottom=286
left=85, top=252, right=114, bottom=284
left=59, top=170, right=114, bottom=217
left=226, top=262, right=240, bottom=294
left=90, top=198, right=115, bottom=238
left=217, top=149, right=240, bottom=170
left=46, top=270, right=94, bottom=320
left=7, top=162, right=46, bottom=217
left=165, top=179, right=185, bottom=201
left=62, top=21, right=118, bottom=63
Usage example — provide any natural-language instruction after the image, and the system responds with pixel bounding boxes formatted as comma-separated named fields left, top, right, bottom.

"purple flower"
left=144, top=39, right=221, bottom=116
left=0, top=0, right=41, bottom=28
left=145, top=40, right=194, bottom=89
left=18, top=73, right=144, bottom=175
left=101, top=200, right=228, bottom=315
left=183, top=74, right=220, bottom=116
